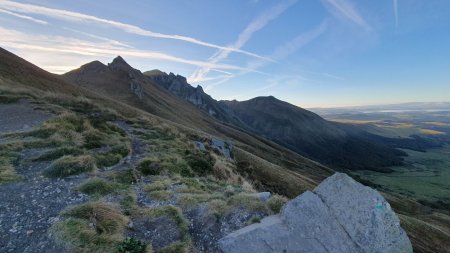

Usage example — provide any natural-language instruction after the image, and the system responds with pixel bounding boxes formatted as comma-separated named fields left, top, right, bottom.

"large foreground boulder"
left=218, top=173, right=412, bottom=253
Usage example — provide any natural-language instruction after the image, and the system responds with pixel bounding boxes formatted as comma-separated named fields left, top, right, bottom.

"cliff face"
left=144, top=70, right=248, bottom=128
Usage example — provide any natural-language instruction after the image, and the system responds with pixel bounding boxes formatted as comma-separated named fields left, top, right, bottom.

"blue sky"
left=0, top=0, right=449, bottom=107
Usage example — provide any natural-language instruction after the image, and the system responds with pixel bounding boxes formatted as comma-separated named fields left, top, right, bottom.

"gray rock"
left=210, top=138, right=233, bottom=159
left=194, top=141, right=206, bottom=151
left=249, top=192, right=271, bottom=203
left=218, top=173, right=413, bottom=253
left=314, top=173, right=413, bottom=253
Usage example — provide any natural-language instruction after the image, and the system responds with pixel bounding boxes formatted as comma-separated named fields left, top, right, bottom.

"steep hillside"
left=147, top=69, right=406, bottom=172
left=223, top=97, right=406, bottom=172
left=62, top=56, right=333, bottom=196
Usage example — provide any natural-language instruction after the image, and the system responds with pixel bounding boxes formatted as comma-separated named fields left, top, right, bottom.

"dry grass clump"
left=0, top=148, right=21, bottom=184
left=0, top=164, right=22, bottom=184
left=54, top=202, right=129, bottom=253
left=149, top=190, right=172, bottom=201
left=44, top=155, right=96, bottom=178
left=267, top=194, right=289, bottom=213
left=77, top=178, right=122, bottom=196
left=227, top=193, right=268, bottom=213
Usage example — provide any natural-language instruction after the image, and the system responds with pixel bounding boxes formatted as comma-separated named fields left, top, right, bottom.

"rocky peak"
left=108, top=56, right=133, bottom=72
left=75, top=60, right=107, bottom=74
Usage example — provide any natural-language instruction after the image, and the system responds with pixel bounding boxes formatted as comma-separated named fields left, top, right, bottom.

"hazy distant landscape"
left=313, top=105, right=450, bottom=210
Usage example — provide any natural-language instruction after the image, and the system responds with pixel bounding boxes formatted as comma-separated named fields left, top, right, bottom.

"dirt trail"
left=0, top=100, right=51, bottom=134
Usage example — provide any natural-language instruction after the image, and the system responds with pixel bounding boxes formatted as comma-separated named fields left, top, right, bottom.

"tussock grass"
left=136, top=158, right=160, bottom=176
left=267, top=194, right=288, bottom=213
left=144, top=179, right=171, bottom=192
left=54, top=202, right=129, bottom=253
left=44, top=155, right=96, bottom=178
left=33, top=147, right=84, bottom=162
left=107, top=169, right=140, bottom=184
left=227, top=193, right=268, bottom=212
left=120, top=192, right=137, bottom=216
left=77, top=178, right=121, bottom=196
left=149, top=190, right=172, bottom=201
left=0, top=148, right=21, bottom=183
left=0, top=164, right=22, bottom=184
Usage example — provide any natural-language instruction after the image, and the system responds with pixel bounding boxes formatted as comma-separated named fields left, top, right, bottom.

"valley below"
left=317, top=107, right=450, bottom=211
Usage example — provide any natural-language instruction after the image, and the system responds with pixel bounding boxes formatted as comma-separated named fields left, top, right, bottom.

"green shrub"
left=78, top=178, right=118, bottom=196
left=185, top=153, right=213, bottom=176
left=44, top=155, right=96, bottom=178
left=117, top=237, right=147, bottom=253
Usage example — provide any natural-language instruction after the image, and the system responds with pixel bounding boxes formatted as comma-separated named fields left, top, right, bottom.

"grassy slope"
left=61, top=58, right=333, bottom=190
left=1, top=47, right=449, bottom=252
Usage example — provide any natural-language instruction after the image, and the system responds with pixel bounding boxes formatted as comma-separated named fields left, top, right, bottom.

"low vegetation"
left=54, top=202, right=129, bottom=253
left=77, top=178, right=122, bottom=196
left=117, top=237, right=149, bottom=253
left=44, top=155, right=96, bottom=178
left=267, top=194, right=289, bottom=213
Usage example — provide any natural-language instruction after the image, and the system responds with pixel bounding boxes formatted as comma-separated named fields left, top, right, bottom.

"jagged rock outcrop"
left=144, top=70, right=247, bottom=127
left=219, top=173, right=413, bottom=253
left=109, top=56, right=144, bottom=99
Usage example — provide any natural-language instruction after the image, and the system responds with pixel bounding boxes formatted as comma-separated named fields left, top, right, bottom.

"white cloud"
left=0, top=26, right=252, bottom=73
left=0, top=8, right=47, bottom=25
left=188, top=0, right=297, bottom=83
left=393, top=0, right=399, bottom=27
left=204, top=20, right=328, bottom=91
left=322, top=0, right=371, bottom=31
left=0, top=0, right=268, bottom=60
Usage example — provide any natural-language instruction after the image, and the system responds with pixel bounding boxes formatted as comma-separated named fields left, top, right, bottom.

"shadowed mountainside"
left=144, top=69, right=407, bottom=172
